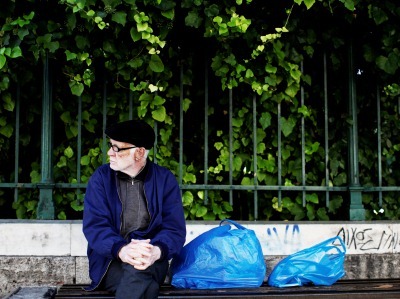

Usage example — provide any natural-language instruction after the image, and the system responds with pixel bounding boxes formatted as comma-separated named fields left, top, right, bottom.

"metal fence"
left=1, top=44, right=400, bottom=221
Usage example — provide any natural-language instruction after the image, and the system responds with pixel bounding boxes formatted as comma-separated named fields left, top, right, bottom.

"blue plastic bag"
left=170, top=219, right=266, bottom=289
left=268, top=236, right=346, bottom=287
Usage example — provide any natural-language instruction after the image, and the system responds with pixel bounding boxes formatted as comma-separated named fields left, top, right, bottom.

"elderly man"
left=83, top=119, right=186, bottom=299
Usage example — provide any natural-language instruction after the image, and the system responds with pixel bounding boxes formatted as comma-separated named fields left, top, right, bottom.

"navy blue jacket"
left=82, top=162, right=186, bottom=290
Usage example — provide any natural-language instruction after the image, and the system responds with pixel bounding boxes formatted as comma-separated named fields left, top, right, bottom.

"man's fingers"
left=131, top=239, right=151, bottom=244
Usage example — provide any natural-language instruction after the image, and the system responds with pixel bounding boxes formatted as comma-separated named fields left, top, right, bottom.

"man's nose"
left=107, top=147, right=115, bottom=156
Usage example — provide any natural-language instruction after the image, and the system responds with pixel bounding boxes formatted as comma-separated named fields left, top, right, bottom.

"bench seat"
left=54, top=279, right=400, bottom=298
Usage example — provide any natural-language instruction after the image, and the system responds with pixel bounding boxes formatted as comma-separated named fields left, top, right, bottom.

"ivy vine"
left=1, top=0, right=400, bottom=220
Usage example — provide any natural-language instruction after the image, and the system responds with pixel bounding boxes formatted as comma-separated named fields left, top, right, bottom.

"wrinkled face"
left=107, top=139, right=136, bottom=173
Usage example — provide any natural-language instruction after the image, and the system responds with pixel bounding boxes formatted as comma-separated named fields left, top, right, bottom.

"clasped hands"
left=118, top=239, right=161, bottom=270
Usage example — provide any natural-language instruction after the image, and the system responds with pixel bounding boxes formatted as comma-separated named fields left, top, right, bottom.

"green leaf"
left=149, top=54, right=164, bottom=73
left=71, top=200, right=84, bottom=212
left=245, top=69, right=254, bottom=78
left=161, top=9, right=174, bottom=20
left=69, top=82, right=84, bottom=96
left=303, top=0, right=316, bottom=9
left=152, top=95, right=165, bottom=105
left=137, top=22, right=149, bottom=32
left=259, top=112, right=271, bottom=129
left=81, top=155, right=90, bottom=166
left=305, top=193, right=319, bottom=204
left=376, top=54, right=398, bottom=75
left=204, top=4, right=219, bottom=17
left=112, top=11, right=127, bottom=26
left=185, top=11, right=203, bottom=28
left=370, top=6, right=388, bottom=25
left=30, top=170, right=41, bottom=183
left=217, top=23, right=228, bottom=35
left=3, top=96, right=15, bottom=111
left=183, top=172, right=196, bottom=183
left=340, top=0, right=355, bottom=11
left=130, top=27, right=141, bottom=42
left=329, top=196, right=343, bottom=214
left=265, top=64, right=277, bottom=74
left=292, top=205, right=306, bottom=220
left=152, top=106, right=166, bottom=122
left=281, top=116, right=296, bottom=137
left=60, top=111, right=72, bottom=124
left=103, top=40, right=117, bottom=53
left=65, top=50, right=77, bottom=61
left=222, top=201, right=233, bottom=212
left=195, top=206, right=208, bottom=218
left=58, top=211, right=67, bottom=220
left=306, top=203, right=315, bottom=220
left=0, top=124, right=13, bottom=138
left=10, top=46, right=22, bottom=58
left=233, top=156, right=242, bottom=171
left=317, top=208, right=329, bottom=220
left=57, top=156, right=67, bottom=168
left=127, top=57, right=143, bottom=68
left=285, top=83, right=299, bottom=97
left=75, top=35, right=89, bottom=49
left=64, top=146, right=74, bottom=158
left=182, top=191, right=194, bottom=206
left=241, top=176, right=252, bottom=185
left=0, top=54, right=6, bottom=69
left=183, top=98, right=191, bottom=112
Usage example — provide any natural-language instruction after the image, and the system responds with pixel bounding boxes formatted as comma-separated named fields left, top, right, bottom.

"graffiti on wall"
left=265, top=224, right=303, bottom=254
left=262, top=224, right=399, bottom=254
left=336, top=226, right=399, bottom=251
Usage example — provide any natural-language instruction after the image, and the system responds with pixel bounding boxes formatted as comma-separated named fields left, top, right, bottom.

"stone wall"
left=1, top=220, right=400, bottom=297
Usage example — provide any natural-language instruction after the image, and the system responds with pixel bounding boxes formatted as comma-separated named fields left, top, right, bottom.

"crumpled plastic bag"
left=170, top=219, right=266, bottom=289
left=268, top=236, right=346, bottom=287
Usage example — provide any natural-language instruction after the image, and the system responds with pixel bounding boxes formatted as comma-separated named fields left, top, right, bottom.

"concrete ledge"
left=1, top=220, right=400, bottom=297
left=2, top=220, right=400, bottom=256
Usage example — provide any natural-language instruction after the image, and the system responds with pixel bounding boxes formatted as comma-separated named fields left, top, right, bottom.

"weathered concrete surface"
left=266, top=254, right=400, bottom=281
left=1, top=220, right=400, bottom=297
left=3, top=286, right=56, bottom=299
left=1, top=254, right=400, bottom=297
left=75, top=257, right=90, bottom=284
left=0, top=257, right=75, bottom=297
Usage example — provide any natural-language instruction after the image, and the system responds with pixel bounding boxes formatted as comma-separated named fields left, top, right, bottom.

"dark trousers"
left=103, top=259, right=169, bottom=299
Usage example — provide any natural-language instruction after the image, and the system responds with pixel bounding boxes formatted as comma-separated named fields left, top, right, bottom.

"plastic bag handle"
left=219, top=219, right=246, bottom=230
left=331, top=235, right=347, bottom=254
left=317, top=236, right=346, bottom=255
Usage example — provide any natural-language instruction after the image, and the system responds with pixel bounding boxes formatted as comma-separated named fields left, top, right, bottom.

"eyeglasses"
left=108, top=142, right=137, bottom=152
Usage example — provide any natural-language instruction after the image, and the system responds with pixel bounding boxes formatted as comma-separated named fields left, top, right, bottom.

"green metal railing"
left=1, top=47, right=400, bottom=221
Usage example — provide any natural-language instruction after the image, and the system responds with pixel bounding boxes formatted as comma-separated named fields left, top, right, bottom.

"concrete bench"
left=53, top=279, right=400, bottom=298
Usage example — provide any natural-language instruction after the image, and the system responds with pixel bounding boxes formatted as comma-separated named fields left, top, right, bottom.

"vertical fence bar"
left=277, top=102, right=282, bottom=205
left=152, top=91, right=158, bottom=163
left=348, top=42, right=365, bottom=220
left=324, top=52, right=330, bottom=206
left=153, top=120, right=158, bottom=164
left=178, top=64, right=183, bottom=186
left=300, top=61, right=306, bottom=206
left=252, top=94, right=258, bottom=219
left=376, top=86, right=382, bottom=207
left=13, top=84, right=20, bottom=204
left=77, top=96, right=82, bottom=198
left=37, top=53, right=55, bottom=219
left=204, top=61, right=209, bottom=204
left=102, top=77, right=108, bottom=164
left=129, top=92, right=133, bottom=119
left=229, top=89, right=233, bottom=206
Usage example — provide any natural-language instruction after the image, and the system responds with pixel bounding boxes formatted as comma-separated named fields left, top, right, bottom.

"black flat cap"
left=105, top=119, right=155, bottom=149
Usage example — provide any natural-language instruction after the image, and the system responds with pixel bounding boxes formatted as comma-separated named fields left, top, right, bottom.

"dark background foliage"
left=0, top=0, right=399, bottom=220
